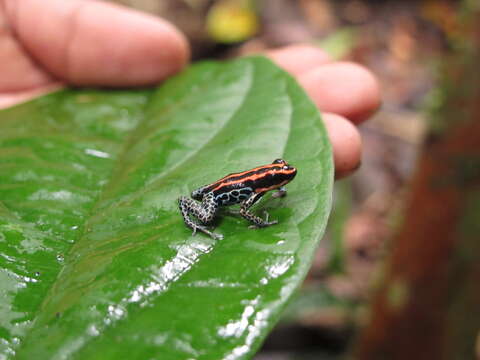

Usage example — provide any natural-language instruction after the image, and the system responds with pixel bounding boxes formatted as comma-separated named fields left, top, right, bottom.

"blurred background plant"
left=110, top=0, right=479, bottom=358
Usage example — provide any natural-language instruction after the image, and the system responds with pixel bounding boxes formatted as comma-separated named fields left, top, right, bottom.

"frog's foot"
left=271, top=187, right=287, bottom=199
left=191, top=224, right=223, bottom=240
left=248, top=211, right=278, bottom=229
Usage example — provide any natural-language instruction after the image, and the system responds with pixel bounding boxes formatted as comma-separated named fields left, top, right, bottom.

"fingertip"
left=322, top=112, right=362, bottom=179
left=300, top=62, right=381, bottom=124
left=266, top=44, right=332, bottom=76
left=66, top=1, right=191, bottom=86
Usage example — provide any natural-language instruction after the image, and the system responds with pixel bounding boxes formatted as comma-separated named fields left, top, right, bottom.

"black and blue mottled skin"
left=178, top=159, right=297, bottom=240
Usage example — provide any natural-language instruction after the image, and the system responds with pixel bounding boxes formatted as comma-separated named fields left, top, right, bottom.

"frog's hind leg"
left=191, top=185, right=210, bottom=200
left=178, top=193, right=223, bottom=240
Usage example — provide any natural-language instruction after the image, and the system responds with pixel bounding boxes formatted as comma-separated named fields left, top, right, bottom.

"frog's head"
left=272, top=158, right=297, bottom=185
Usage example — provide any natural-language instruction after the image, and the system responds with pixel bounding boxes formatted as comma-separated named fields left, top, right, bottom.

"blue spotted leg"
left=178, top=192, right=223, bottom=240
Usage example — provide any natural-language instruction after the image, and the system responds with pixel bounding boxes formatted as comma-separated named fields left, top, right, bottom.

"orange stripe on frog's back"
left=208, top=164, right=281, bottom=192
left=214, top=163, right=280, bottom=183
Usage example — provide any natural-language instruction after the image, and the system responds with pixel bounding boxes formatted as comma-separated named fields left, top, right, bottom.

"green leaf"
left=0, top=57, right=333, bottom=359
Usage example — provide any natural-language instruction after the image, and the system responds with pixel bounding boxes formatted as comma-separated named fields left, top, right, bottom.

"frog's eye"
left=273, top=158, right=285, bottom=164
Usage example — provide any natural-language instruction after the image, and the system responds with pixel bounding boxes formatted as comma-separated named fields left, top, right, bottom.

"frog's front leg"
left=178, top=192, right=223, bottom=240
left=240, top=192, right=278, bottom=228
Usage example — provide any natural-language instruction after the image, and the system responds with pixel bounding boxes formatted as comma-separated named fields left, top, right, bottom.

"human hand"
left=0, top=0, right=380, bottom=178
left=268, top=45, right=380, bottom=178
left=0, top=0, right=189, bottom=103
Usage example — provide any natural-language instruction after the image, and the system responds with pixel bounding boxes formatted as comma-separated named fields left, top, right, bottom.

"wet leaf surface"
left=0, top=57, right=333, bottom=359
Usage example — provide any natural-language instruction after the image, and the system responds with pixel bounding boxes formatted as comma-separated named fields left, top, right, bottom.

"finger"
left=298, top=62, right=381, bottom=124
left=0, top=10, right=54, bottom=92
left=266, top=45, right=332, bottom=76
left=4, top=0, right=190, bottom=87
left=322, top=112, right=362, bottom=179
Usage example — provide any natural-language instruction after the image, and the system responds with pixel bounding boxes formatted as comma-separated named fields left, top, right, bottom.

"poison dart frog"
left=178, top=159, right=297, bottom=240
